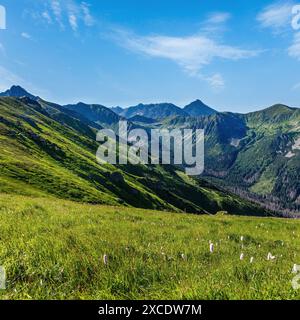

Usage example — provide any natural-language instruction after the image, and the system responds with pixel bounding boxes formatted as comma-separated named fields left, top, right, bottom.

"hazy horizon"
left=1, top=84, right=299, bottom=114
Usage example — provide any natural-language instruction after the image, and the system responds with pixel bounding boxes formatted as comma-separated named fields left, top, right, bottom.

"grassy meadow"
left=0, top=193, right=299, bottom=300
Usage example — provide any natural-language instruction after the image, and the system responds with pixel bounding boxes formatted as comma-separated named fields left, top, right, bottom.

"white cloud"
left=42, top=11, right=52, bottom=24
left=109, top=29, right=260, bottom=90
left=288, top=32, right=300, bottom=59
left=0, top=43, right=5, bottom=55
left=205, top=73, right=225, bottom=90
left=68, top=13, right=78, bottom=31
left=38, top=1, right=95, bottom=31
left=292, top=81, right=300, bottom=90
left=81, top=2, right=94, bottom=26
left=21, top=32, right=32, bottom=40
left=206, top=12, right=231, bottom=25
left=257, top=3, right=300, bottom=63
left=50, top=0, right=63, bottom=25
left=201, top=12, right=231, bottom=34
left=112, top=29, right=260, bottom=77
left=257, top=2, right=294, bottom=33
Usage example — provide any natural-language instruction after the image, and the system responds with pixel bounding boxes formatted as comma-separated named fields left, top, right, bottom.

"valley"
left=0, top=92, right=265, bottom=216
left=1, top=85, right=299, bottom=216
left=0, top=85, right=299, bottom=300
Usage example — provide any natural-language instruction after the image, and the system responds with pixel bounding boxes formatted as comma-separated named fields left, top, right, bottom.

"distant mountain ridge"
left=0, top=93, right=268, bottom=216
left=1, top=86, right=218, bottom=119
left=1, top=85, right=299, bottom=214
left=0, top=85, right=39, bottom=101
left=64, top=102, right=122, bottom=127
left=118, top=103, right=188, bottom=119
left=128, top=115, right=156, bottom=124
left=184, top=99, right=217, bottom=116
left=162, top=104, right=300, bottom=214
left=113, top=100, right=218, bottom=119
left=110, top=106, right=123, bottom=114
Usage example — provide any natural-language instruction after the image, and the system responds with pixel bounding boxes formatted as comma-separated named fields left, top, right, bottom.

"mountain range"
left=112, top=100, right=217, bottom=119
left=162, top=106, right=300, bottom=213
left=0, top=85, right=299, bottom=216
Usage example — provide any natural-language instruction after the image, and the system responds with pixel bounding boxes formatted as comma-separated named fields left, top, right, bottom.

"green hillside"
left=64, top=102, right=124, bottom=130
left=0, top=97, right=265, bottom=215
left=162, top=106, right=300, bottom=214
left=0, top=194, right=299, bottom=300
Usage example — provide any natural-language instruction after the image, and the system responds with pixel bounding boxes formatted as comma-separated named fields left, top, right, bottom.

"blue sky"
left=0, top=0, right=300, bottom=112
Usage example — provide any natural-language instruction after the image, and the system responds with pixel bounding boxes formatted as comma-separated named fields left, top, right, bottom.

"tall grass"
left=0, top=194, right=299, bottom=300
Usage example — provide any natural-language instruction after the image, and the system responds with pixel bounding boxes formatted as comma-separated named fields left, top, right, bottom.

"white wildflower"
left=103, top=254, right=108, bottom=265
left=292, top=264, right=299, bottom=273
left=267, top=252, right=276, bottom=260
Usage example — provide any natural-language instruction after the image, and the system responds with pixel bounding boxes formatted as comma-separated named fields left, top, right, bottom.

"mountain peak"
left=10, top=85, right=23, bottom=90
left=248, top=104, right=295, bottom=117
left=110, top=106, right=123, bottom=115
left=194, top=99, right=204, bottom=103
left=184, top=99, right=217, bottom=116
left=120, top=102, right=188, bottom=119
left=0, top=85, right=38, bottom=100
left=64, top=101, right=121, bottom=125
left=267, top=104, right=294, bottom=111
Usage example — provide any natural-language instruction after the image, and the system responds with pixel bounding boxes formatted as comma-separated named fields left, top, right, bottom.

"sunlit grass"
left=0, top=193, right=299, bottom=300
